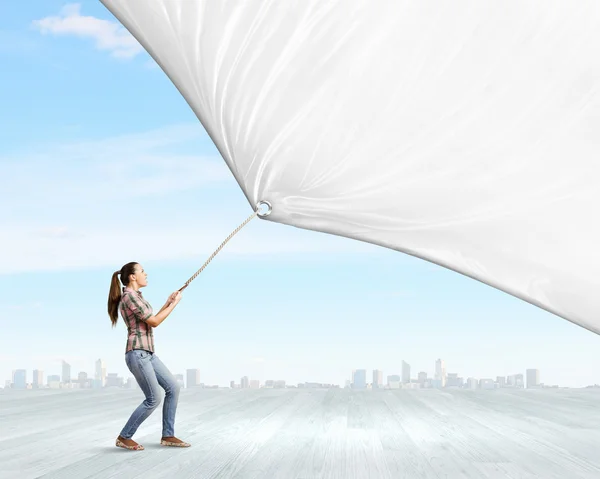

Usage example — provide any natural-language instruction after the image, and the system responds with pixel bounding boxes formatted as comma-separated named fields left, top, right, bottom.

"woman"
left=107, top=261, right=190, bottom=451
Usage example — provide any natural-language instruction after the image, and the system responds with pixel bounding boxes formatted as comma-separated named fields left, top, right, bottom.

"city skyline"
left=4, top=356, right=563, bottom=391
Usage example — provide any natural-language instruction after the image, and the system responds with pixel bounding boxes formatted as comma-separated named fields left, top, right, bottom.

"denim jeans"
left=119, top=349, right=181, bottom=439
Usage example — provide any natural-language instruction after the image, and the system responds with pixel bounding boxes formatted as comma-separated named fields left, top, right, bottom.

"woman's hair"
left=108, top=262, right=138, bottom=328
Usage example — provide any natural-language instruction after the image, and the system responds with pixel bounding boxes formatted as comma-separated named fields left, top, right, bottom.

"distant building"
left=187, top=369, right=200, bottom=388
left=106, top=373, right=123, bottom=388
left=388, top=379, right=401, bottom=389
left=372, top=370, right=383, bottom=389
left=33, top=369, right=44, bottom=389
left=352, top=369, right=366, bottom=389
left=435, top=359, right=446, bottom=388
left=514, top=374, right=524, bottom=388
left=447, top=373, right=460, bottom=388
left=526, top=369, right=540, bottom=389
left=62, top=361, right=71, bottom=384
left=13, top=370, right=26, bottom=389
left=95, top=359, right=106, bottom=387
left=466, top=377, right=478, bottom=389
left=479, top=378, right=495, bottom=390
left=402, top=361, right=410, bottom=384
left=48, top=375, right=61, bottom=389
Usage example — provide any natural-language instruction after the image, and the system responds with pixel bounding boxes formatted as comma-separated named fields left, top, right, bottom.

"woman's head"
left=107, top=262, right=147, bottom=327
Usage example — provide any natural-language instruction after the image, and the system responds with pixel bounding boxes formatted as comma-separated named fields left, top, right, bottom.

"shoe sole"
left=160, top=440, right=191, bottom=447
left=116, top=439, right=144, bottom=450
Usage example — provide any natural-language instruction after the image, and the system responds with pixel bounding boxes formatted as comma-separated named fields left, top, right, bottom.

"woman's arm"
left=146, top=303, right=175, bottom=328
left=146, top=292, right=181, bottom=328
left=155, top=291, right=178, bottom=315
left=156, top=301, right=170, bottom=315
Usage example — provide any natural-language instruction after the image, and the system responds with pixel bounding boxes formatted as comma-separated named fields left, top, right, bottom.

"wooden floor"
left=2, top=387, right=600, bottom=478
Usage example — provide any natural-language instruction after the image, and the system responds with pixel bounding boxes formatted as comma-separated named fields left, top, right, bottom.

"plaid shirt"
left=119, top=286, right=155, bottom=353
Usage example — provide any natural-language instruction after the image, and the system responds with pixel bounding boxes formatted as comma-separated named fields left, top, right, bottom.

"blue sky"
left=1, top=1, right=598, bottom=389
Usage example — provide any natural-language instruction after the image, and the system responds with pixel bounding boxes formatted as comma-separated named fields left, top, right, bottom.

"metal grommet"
left=256, top=200, right=272, bottom=217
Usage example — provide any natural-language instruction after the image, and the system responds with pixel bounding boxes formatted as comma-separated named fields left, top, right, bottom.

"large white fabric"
left=101, top=0, right=600, bottom=334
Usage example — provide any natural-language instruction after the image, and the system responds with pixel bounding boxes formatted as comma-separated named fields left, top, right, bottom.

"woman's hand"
left=172, top=291, right=182, bottom=305
left=166, top=291, right=182, bottom=307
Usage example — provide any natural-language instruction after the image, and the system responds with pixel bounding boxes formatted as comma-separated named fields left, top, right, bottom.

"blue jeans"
left=119, top=349, right=181, bottom=439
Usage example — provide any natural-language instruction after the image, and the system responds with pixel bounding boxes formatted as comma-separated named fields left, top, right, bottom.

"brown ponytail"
left=107, top=262, right=138, bottom=328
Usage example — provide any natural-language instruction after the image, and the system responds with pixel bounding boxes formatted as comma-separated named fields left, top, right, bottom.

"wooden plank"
left=2, top=388, right=600, bottom=478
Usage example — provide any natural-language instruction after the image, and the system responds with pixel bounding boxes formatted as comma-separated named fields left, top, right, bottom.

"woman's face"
left=131, top=264, right=148, bottom=288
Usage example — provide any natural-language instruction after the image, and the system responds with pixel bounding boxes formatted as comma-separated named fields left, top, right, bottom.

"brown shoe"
left=116, top=435, right=144, bottom=451
left=160, top=436, right=190, bottom=447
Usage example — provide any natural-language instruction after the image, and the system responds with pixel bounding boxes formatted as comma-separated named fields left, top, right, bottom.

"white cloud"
left=0, top=124, right=377, bottom=275
left=0, top=220, right=373, bottom=275
left=1, top=302, right=43, bottom=312
left=38, top=227, right=81, bottom=239
left=32, top=3, right=143, bottom=59
left=0, top=123, right=231, bottom=203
